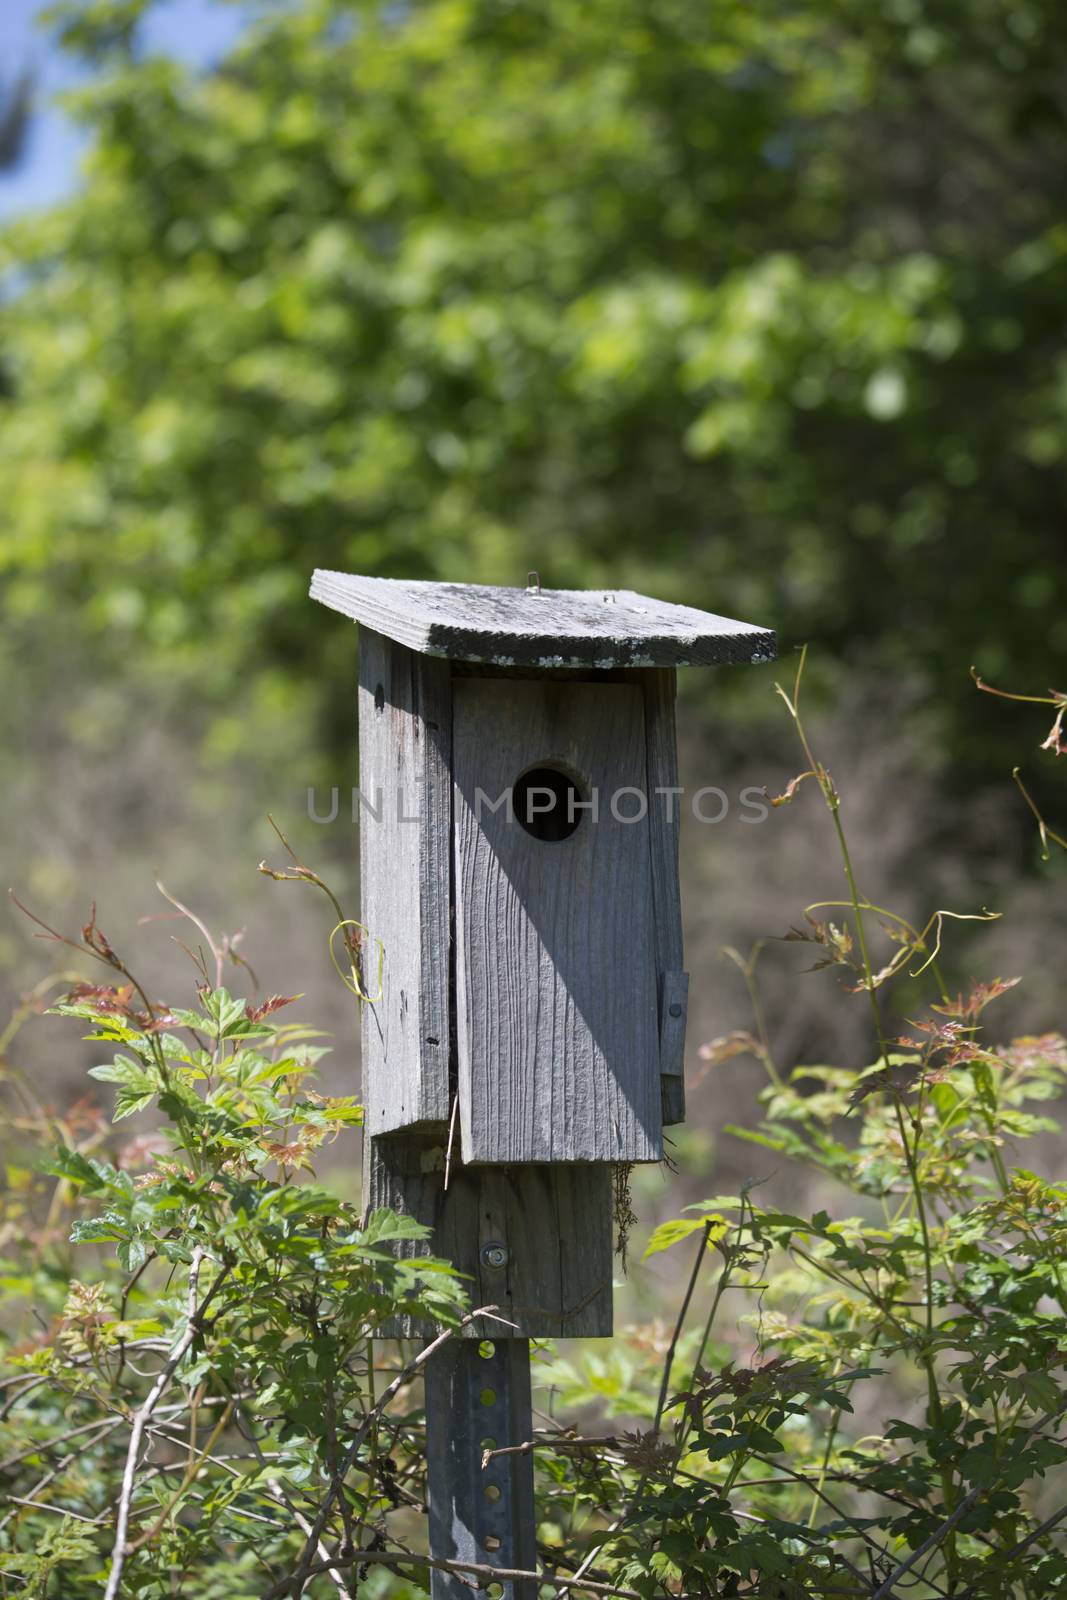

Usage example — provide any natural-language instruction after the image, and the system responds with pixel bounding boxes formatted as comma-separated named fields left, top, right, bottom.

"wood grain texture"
left=357, top=630, right=451, bottom=1134
left=364, top=1136, right=614, bottom=1338
left=637, top=668, right=688, bottom=1126
left=312, top=570, right=777, bottom=668
left=452, top=677, right=661, bottom=1165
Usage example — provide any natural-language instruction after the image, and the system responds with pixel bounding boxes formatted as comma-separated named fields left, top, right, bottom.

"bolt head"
left=481, top=1241, right=509, bottom=1270
left=669, top=1001, right=684, bottom=1018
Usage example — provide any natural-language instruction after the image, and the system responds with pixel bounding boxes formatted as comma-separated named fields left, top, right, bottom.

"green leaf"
left=724, top=1125, right=787, bottom=1152
left=43, top=1146, right=121, bottom=1192
left=114, top=1087, right=157, bottom=1120
left=201, top=987, right=249, bottom=1036
left=642, top=1214, right=727, bottom=1259
left=117, top=1237, right=148, bottom=1274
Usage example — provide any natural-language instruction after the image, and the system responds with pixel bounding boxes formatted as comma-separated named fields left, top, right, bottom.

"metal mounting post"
left=425, top=1337, right=537, bottom=1599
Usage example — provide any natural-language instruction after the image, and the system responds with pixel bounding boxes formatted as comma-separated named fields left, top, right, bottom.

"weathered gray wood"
left=312, top=570, right=777, bottom=668
left=452, top=677, right=661, bottom=1164
left=426, top=1338, right=537, bottom=1600
left=364, top=1135, right=614, bottom=1339
left=659, top=970, right=689, bottom=1096
left=357, top=630, right=451, bottom=1134
left=637, top=668, right=688, bottom=1126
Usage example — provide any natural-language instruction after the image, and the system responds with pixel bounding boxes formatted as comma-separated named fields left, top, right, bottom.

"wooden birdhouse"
left=310, top=571, right=775, bottom=1340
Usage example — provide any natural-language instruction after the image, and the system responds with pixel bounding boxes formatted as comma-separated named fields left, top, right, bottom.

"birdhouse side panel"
left=357, top=630, right=452, bottom=1134
left=636, top=668, right=688, bottom=1126
left=452, top=677, right=661, bottom=1164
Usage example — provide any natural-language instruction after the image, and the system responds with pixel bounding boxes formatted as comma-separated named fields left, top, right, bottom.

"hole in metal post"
left=512, top=764, right=585, bottom=842
left=478, top=1340, right=496, bottom=1359
left=484, top=1483, right=502, bottom=1502
left=483, top=1536, right=502, bottom=1553
left=479, top=1387, right=497, bottom=1407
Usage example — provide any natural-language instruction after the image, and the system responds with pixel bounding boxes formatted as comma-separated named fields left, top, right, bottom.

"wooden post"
left=309, top=571, right=776, bottom=1595
left=426, top=1339, right=537, bottom=1599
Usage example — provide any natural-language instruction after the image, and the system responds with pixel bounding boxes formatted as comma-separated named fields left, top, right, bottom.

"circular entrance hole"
left=512, top=765, right=585, bottom=842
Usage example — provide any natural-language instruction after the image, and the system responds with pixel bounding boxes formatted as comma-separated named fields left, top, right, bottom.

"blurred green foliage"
left=2, top=0, right=1065, bottom=774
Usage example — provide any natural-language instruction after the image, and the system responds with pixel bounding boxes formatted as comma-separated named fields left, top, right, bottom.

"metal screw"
left=669, top=1002, right=684, bottom=1018
left=481, top=1241, right=509, bottom=1269
left=526, top=570, right=541, bottom=594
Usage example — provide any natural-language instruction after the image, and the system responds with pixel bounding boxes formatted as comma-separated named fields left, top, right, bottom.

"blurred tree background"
left=1, top=0, right=1064, bottom=1182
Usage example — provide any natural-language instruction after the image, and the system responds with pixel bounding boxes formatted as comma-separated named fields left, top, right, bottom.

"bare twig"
left=872, top=1391, right=1067, bottom=1599
left=2, top=1494, right=105, bottom=1524
left=270, top=1307, right=517, bottom=1599
left=870, top=1486, right=979, bottom=1599
left=153, top=881, right=226, bottom=989
left=955, top=1500, right=1067, bottom=1597
left=227, top=1389, right=354, bottom=1600
left=744, top=1451, right=944, bottom=1598
left=1011, top=766, right=1067, bottom=859
left=289, top=1548, right=644, bottom=1598
left=443, top=1092, right=460, bottom=1191
left=0, top=1374, right=48, bottom=1420
left=126, top=1402, right=234, bottom=1553
left=483, top=1433, right=622, bottom=1466
left=102, top=1249, right=231, bottom=1600
left=269, top=1478, right=354, bottom=1600
left=0, top=1419, right=125, bottom=1535
left=654, top=1219, right=712, bottom=1431
left=0, top=1413, right=123, bottom=1473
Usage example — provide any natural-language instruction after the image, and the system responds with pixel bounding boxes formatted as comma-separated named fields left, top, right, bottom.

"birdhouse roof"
left=310, top=571, right=776, bottom=669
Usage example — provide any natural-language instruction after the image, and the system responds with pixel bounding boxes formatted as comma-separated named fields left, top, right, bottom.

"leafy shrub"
left=0, top=902, right=467, bottom=1599
left=2, top=660, right=1067, bottom=1597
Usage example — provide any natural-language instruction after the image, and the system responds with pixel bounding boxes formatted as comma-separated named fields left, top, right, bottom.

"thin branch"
left=0, top=1413, right=122, bottom=1472
left=0, top=1374, right=49, bottom=1421
left=484, top=1433, right=622, bottom=1465
left=443, top=1092, right=460, bottom=1191
left=102, top=1249, right=231, bottom=1600
left=562, top=1225, right=720, bottom=1593
left=871, top=1486, right=979, bottom=1599
left=291, top=1548, right=644, bottom=1598
left=744, top=1450, right=945, bottom=1598
left=873, top=1395, right=1067, bottom=1599
left=269, top=1479, right=355, bottom=1600
left=654, top=1220, right=712, bottom=1431
left=229, top=1389, right=355, bottom=1600
left=126, top=1401, right=234, bottom=1553
left=1012, top=766, right=1067, bottom=859
left=0, top=1419, right=125, bottom=1535
left=2, top=1494, right=105, bottom=1524
left=154, top=880, right=226, bottom=989
left=955, top=1500, right=1067, bottom=1597
left=270, top=1307, right=516, bottom=1599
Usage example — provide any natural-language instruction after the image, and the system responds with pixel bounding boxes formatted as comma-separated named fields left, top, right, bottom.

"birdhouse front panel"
left=452, top=676, right=662, bottom=1164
